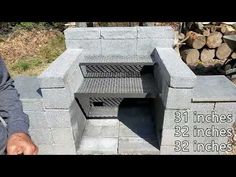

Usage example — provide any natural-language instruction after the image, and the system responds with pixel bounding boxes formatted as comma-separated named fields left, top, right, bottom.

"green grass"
left=9, top=31, right=65, bottom=76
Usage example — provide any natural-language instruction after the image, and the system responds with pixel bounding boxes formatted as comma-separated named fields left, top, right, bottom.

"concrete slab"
left=83, top=119, right=119, bottom=137
left=77, top=137, right=118, bottom=155
left=14, top=76, right=42, bottom=99
left=193, top=76, right=236, bottom=102
left=118, top=137, right=160, bottom=155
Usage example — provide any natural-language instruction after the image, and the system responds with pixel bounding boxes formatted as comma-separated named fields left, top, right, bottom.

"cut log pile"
left=177, top=23, right=236, bottom=65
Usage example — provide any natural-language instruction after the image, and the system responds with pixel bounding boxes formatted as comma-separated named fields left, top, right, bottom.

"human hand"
left=7, top=133, right=38, bottom=155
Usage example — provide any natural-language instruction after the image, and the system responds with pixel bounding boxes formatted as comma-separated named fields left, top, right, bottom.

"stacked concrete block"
left=38, top=49, right=87, bottom=154
left=151, top=47, right=197, bottom=154
left=189, top=76, right=236, bottom=155
left=64, top=26, right=174, bottom=56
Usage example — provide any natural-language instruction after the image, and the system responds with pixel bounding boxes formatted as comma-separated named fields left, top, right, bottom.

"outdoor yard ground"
left=0, top=22, right=235, bottom=155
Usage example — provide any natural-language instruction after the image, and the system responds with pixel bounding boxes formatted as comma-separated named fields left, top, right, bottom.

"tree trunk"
left=186, top=31, right=206, bottom=49
left=206, top=32, right=223, bottom=48
left=200, top=48, right=215, bottom=62
left=216, top=43, right=232, bottom=60
left=180, top=48, right=200, bottom=65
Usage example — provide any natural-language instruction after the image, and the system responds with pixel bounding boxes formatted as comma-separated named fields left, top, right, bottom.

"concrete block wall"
left=151, top=47, right=197, bottom=154
left=64, top=26, right=175, bottom=56
left=37, top=49, right=87, bottom=154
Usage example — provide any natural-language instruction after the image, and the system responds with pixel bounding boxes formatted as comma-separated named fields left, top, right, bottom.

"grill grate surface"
left=77, top=74, right=156, bottom=95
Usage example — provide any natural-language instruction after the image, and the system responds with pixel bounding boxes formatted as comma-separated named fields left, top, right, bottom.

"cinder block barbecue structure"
left=13, top=26, right=236, bottom=155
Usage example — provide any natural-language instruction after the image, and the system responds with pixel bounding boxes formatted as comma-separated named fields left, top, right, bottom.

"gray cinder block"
left=65, top=40, right=102, bottom=55
left=41, top=87, right=73, bottom=109
left=51, top=127, right=75, bottom=145
left=137, top=39, right=174, bottom=56
left=152, top=48, right=197, bottom=88
left=21, top=99, right=44, bottom=111
left=39, top=49, right=83, bottom=88
left=45, top=110, right=72, bottom=128
left=77, top=137, right=118, bottom=155
left=137, top=26, right=174, bottom=39
left=193, top=76, right=236, bottom=102
left=100, top=27, right=137, bottom=39
left=29, top=128, right=53, bottom=145
left=25, top=111, right=47, bottom=129
left=101, top=39, right=136, bottom=56
left=64, top=27, right=101, bottom=40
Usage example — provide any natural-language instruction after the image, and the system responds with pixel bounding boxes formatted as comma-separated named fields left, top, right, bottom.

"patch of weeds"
left=11, top=57, right=43, bottom=73
left=39, top=32, right=65, bottom=63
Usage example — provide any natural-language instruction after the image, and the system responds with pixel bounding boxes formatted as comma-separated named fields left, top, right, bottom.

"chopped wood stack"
left=179, top=23, right=236, bottom=65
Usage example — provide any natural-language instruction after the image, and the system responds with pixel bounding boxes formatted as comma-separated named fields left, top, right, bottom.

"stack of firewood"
left=177, top=23, right=236, bottom=65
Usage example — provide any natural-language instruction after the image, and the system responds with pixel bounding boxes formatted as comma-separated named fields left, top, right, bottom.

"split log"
left=186, top=31, right=206, bottom=49
left=180, top=48, right=200, bottom=65
left=216, top=43, right=232, bottom=60
left=206, top=32, right=223, bottom=48
left=202, top=28, right=210, bottom=36
left=220, top=24, right=236, bottom=34
left=200, top=48, right=215, bottom=62
left=231, top=52, right=236, bottom=59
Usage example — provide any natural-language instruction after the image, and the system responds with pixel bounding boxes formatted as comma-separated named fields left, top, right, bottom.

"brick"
left=38, top=49, right=83, bottom=88
left=64, top=27, right=101, bottom=40
left=118, top=137, right=160, bottom=155
left=41, top=88, right=72, bottom=109
left=101, top=39, right=136, bottom=56
left=29, top=129, right=53, bottom=145
left=137, top=26, right=174, bottom=39
left=152, top=48, right=197, bottom=88
left=65, top=40, right=102, bottom=55
left=137, top=39, right=174, bottom=56
left=77, top=137, right=118, bottom=155
left=100, top=27, right=137, bottom=39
